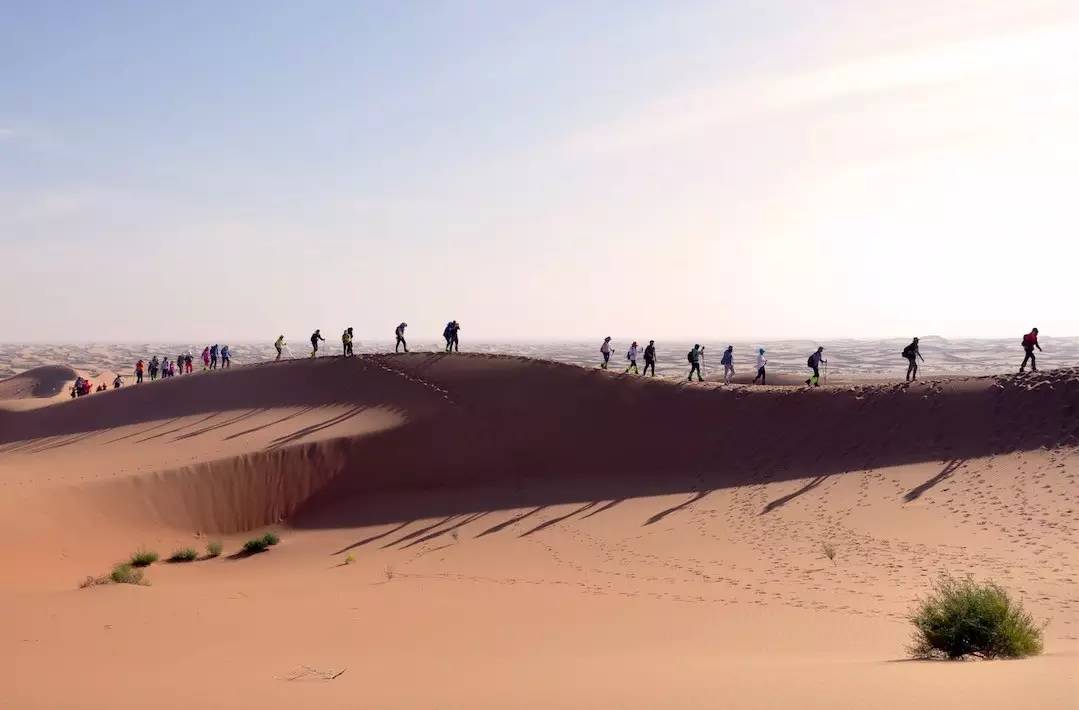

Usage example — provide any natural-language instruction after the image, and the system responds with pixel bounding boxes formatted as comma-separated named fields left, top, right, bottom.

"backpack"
left=902, top=344, right=914, bottom=358
left=1022, top=333, right=1035, bottom=347
left=687, top=350, right=694, bottom=363
left=807, top=355, right=815, bottom=368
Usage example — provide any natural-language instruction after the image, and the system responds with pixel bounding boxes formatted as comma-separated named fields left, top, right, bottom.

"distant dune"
left=1, top=353, right=1076, bottom=709
left=0, top=364, right=78, bottom=400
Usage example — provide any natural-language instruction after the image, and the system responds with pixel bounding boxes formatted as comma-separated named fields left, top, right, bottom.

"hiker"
left=201, top=347, right=211, bottom=370
left=625, top=341, right=640, bottom=375
left=113, top=374, right=124, bottom=389
left=721, top=345, right=735, bottom=384
left=1020, top=327, right=1042, bottom=373
left=185, top=352, right=193, bottom=373
left=342, top=328, right=354, bottom=358
left=149, top=356, right=159, bottom=381
left=135, top=359, right=144, bottom=384
left=687, top=344, right=704, bottom=382
left=600, top=337, right=612, bottom=369
left=95, top=382, right=106, bottom=393
left=395, top=323, right=408, bottom=352
left=220, top=345, right=231, bottom=368
left=805, top=347, right=827, bottom=387
left=449, top=321, right=461, bottom=352
left=209, top=344, right=219, bottom=369
left=310, top=329, right=325, bottom=357
left=443, top=322, right=454, bottom=352
left=643, top=340, right=657, bottom=377
left=903, top=337, right=925, bottom=381
left=753, top=348, right=767, bottom=385
left=176, top=353, right=185, bottom=375
left=275, top=335, right=286, bottom=361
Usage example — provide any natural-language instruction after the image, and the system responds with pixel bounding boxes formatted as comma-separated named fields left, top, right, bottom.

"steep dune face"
left=295, top=355, right=1079, bottom=527
left=2, top=355, right=1077, bottom=538
left=0, top=364, right=78, bottom=400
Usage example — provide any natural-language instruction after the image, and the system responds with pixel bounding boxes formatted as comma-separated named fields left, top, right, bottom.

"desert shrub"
left=822, top=541, right=837, bottom=565
left=168, top=547, right=198, bottom=563
left=344, top=554, right=356, bottom=565
left=79, top=574, right=110, bottom=588
left=909, top=575, right=1044, bottom=659
left=129, top=549, right=159, bottom=567
left=110, top=563, right=145, bottom=585
left=261, top=532, right=280, bottom=547
left=206, top=540, right=223, bottom=558
left=242, top=537, right=270, bottom=554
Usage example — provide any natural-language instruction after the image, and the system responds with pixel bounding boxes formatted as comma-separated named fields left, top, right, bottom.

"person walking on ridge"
left=149, top=356, right=159, bottom=381
left=220, top=345, right=231, bottom=368
left=721, top=345, right=735, bottom=384
left=805, top=347, right=827, bottom=387
left=310, top=329, right=325, bottom=358
left=753, top=348, right=767, bottom=385
left=1020, top=327, right=1042, bottom=373
left=600, top=337, right=612, bottom=369
left=275, top=335, right=286, bottom=361
left=135, top=359, right=144, bottom=384
left=209, top=344, right=219, bottom=369
left=449, top=321, right=461, bottom=352
left=643, top=340, right=657, bottom=377
left=342, top=328, right=354, bottom=358
left=687, top=344, right=704, bottom=382
left=201, top=347, right=211, bottom=370
left=903, top=337, right=925, bottom=381
left=625, top=341, right=640, bottom=375
left=395, top=323, right=408, bottom=353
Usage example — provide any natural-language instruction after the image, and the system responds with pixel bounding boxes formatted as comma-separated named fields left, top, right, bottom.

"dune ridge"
left=2, top=354, right=1077, bottom=536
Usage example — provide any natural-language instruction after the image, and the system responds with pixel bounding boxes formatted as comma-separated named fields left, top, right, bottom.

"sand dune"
left=1, top=354, right=1077, bottom=709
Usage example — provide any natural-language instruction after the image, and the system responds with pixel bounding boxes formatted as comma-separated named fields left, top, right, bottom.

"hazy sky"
left=3, top=1, right=1078, bottom=342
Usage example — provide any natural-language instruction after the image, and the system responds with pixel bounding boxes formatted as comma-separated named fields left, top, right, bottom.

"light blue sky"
left=3, top=1, right=1078, bottom=342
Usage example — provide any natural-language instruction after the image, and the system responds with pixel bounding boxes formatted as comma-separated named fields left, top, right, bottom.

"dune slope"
left=1, top=354, right=1077, bottom=709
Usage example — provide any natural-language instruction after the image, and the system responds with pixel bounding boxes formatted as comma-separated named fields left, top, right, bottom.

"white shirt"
left=757, top=354, right=767, bottom=368
left=627, top=345, right=639, bottom=360
left=601, top=340, right=611, bottom=354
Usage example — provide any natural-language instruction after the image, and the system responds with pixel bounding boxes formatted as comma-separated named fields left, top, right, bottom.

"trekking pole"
left=824, top=360, right=828, bottom=384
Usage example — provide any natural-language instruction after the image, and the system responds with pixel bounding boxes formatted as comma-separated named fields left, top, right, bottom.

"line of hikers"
left=272, top=321, right=463, bottom=360
left=598, top=328, right=1044, bottom=385
left=133, top=345, right=231, bottom=384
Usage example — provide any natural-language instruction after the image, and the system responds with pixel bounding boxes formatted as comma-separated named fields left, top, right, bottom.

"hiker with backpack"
left=753, top=348, right=767, bottom=385
left=600, top=337, right=612, bottom=369
left=220, top=345, right=231, bottom=368
left=625, top=341, right=641, bottom=375
left=149, top=356, right=159, bottom=381
left=902, top=337, right=925, bottom=381
left=201, top=347, right=211, bottom=370
left=721, top=346, right=735, bottom=384
left=275, top=335, right=286, bottom=361
left=135, top=359, right=144, bottom=384
left=395, top=323, right=408, bottom=353
left=342, top=328, right=354, bottom=358
left=310, top=329, right=325, bottom=357
left=449, top=321, right=461, bottom=352
left=209, top=344, right=219, bottom=369
left=1020, top=328, right=1042, bottom=373
left=643, top=340, right=657, bottom=377
left=687, top=344, right=704, bottom=382
left=805, top=347, right=827, bottom=387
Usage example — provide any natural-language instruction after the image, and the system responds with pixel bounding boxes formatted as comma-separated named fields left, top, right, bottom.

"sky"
left=2, top=0, right=1078, bottom=342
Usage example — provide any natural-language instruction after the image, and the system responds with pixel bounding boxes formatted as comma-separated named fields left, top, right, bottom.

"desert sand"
left=1, top=353, right=1077, bottom=709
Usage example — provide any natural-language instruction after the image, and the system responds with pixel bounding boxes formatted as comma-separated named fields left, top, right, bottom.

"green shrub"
left=261, top=532, right=280, bottom=547
left=129, top=549, right=159, bottom=567
left=168, top=547, right=198, bottom=563
left=206, top=540, right=223, bottom=558
left=242, top=537, right=270, bottom=554
left=110, top=563, right=145, bottom=585
left=909, top=575, right=1044, bottom=659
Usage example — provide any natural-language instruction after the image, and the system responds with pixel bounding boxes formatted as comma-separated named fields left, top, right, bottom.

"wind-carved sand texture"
left=1, top=354, right=1077, bottom=709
